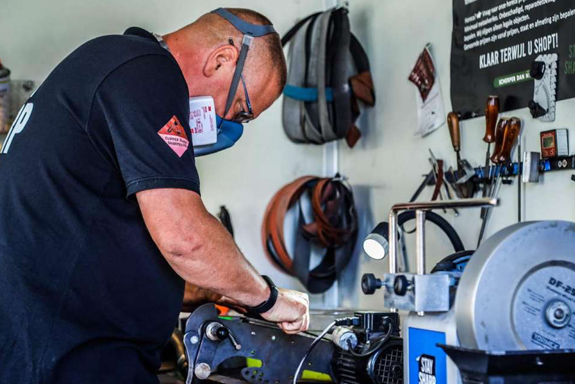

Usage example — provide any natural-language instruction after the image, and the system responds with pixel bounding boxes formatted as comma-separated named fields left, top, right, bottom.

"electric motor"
left=332, top=338, right=403, bottom=384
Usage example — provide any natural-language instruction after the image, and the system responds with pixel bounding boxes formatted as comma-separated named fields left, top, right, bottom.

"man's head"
left=164, top=8, right=287, bottom=122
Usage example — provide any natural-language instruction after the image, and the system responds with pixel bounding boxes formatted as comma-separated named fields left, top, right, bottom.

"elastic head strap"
left=222, top=35, right=253, bottom=123
left=212, top=8, right=277, bottom=37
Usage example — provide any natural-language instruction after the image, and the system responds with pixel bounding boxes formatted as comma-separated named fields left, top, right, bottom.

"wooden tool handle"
left=447, top=112, right=461, bottom=152
left=497, top=117, right=521, bottom=163
left=490, top=118, right=509, bottom=164
left=483, top=95, right=500, bottom=143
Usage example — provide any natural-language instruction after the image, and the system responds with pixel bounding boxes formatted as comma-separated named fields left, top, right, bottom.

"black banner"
left=451, top=0, right=575, bottom=119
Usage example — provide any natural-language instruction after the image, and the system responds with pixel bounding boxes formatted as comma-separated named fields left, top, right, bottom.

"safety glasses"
left=223, top=37, right=255, bottom=124
left=235, top=74, right=254, bottom=123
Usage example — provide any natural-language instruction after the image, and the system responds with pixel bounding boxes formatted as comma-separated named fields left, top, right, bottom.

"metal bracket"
left=386, top=198, right=498, bottom=314
left=382, top=273, right=451, bottom=312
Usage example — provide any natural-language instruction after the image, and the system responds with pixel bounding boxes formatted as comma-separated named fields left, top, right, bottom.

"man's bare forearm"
left=166, top=213, right=269, bottom=307
left=137, top=189, right=269, bottom=308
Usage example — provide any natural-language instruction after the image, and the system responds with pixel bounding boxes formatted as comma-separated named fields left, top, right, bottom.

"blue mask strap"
left=212, top=8, right=277, bottom=36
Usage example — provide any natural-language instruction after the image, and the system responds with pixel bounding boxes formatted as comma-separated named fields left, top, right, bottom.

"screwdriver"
left=480, top=118, right=509, bottom=219
left=488, top=117, right=509, bottom=206
left=429, top=149, right=459, bottom=215
left=482, top=96, right=500, bottom=206
left=447, top=112, right=475, bottom=197
left=490, top=117, right=521, bottom=214
left=493, top=117, right=521, bottom=164
left=490, top=118, right=509, bottom=164
left=447, top=112, right=462, bottom=169
left=447, top=112, right=465, bottom=197
left=477, top=117, right=521, bottom=247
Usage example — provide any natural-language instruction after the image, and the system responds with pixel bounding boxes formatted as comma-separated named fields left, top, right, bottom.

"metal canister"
left=0, top=59, right=11, bottom=133
left=331, top=326, right=358, bottom=351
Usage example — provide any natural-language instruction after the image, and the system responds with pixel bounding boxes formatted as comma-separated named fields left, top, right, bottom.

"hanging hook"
left=334, top=1, right=349, bottom=11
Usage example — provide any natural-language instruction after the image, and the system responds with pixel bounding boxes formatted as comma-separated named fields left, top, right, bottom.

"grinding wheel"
left=455, top=221, right=575, bottom=351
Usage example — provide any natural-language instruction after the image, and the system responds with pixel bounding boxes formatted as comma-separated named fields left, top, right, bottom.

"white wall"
left=2, top=0, right=574, bottom=310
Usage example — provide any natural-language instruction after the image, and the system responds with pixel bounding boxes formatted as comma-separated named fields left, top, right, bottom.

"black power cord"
left=347, top=325, right=392, bottom=358
left=292, top=317, right=359, bottom=384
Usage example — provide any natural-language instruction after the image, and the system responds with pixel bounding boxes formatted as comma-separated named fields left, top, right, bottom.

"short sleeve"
left=88, top=54, right=200, bottom=198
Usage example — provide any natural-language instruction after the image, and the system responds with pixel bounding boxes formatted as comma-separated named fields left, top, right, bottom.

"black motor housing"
left=332, top=337, right=403, bottom=384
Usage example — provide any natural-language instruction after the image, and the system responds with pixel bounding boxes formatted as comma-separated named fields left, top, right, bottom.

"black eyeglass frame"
left=222, top=36, right=255, bottom=125
left=236, top=73, right=253, bottom=123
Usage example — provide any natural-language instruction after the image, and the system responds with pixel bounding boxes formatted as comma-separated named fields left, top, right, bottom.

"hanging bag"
left=281, top=7, right=376, bottom=147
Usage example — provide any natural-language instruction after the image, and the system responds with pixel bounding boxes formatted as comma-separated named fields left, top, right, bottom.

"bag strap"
left=328, top=8, right=352, bottom=140
left=317, top=10, right=337, bottom=142
left=349, top=33, right=371, bottom=73
left=281, top=12, right=322, bottom=47
left=349, top=33, right=376, bottom=105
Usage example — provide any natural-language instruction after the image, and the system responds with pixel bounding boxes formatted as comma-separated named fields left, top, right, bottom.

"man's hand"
left=261, top=288, right=309, bottom=334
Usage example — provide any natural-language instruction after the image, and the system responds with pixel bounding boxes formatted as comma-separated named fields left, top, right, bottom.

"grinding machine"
left=179, top=197, right=575, bottom=384
left=362, top=198, right=575, bottom=384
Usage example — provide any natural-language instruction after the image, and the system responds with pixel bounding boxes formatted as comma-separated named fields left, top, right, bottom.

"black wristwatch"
left=247, top=275, right=279, bottom=314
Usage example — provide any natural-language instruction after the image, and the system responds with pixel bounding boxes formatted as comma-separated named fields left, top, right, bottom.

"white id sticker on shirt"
left=189, top=96, right=217, bottom=146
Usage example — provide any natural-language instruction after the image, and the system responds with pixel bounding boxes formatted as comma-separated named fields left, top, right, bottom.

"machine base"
left=439, top=344, right=575, bottom=384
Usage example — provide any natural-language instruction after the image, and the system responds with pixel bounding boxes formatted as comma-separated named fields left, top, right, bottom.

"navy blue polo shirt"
left=0, top=28, right=199, bottom=383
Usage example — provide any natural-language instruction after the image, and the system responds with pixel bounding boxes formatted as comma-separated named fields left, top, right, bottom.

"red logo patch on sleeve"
left=157, top=115, right=189, bottom=157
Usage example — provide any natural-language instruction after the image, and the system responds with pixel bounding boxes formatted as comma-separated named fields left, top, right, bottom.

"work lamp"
left=362, top=222, right=389, bottom=260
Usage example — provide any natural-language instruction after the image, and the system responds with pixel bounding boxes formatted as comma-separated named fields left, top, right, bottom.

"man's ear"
left=203, top=45, right=238, bottom=77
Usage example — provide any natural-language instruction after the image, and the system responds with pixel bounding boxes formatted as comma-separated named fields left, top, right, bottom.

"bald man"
left=0, top=8, right=308, bottom=384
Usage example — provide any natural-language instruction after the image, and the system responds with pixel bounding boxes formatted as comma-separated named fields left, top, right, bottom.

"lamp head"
left=363, top=222, right=390, bottom=260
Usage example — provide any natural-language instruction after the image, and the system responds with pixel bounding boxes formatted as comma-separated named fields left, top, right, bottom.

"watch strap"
left=247, top=275, right=278, bottom=314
